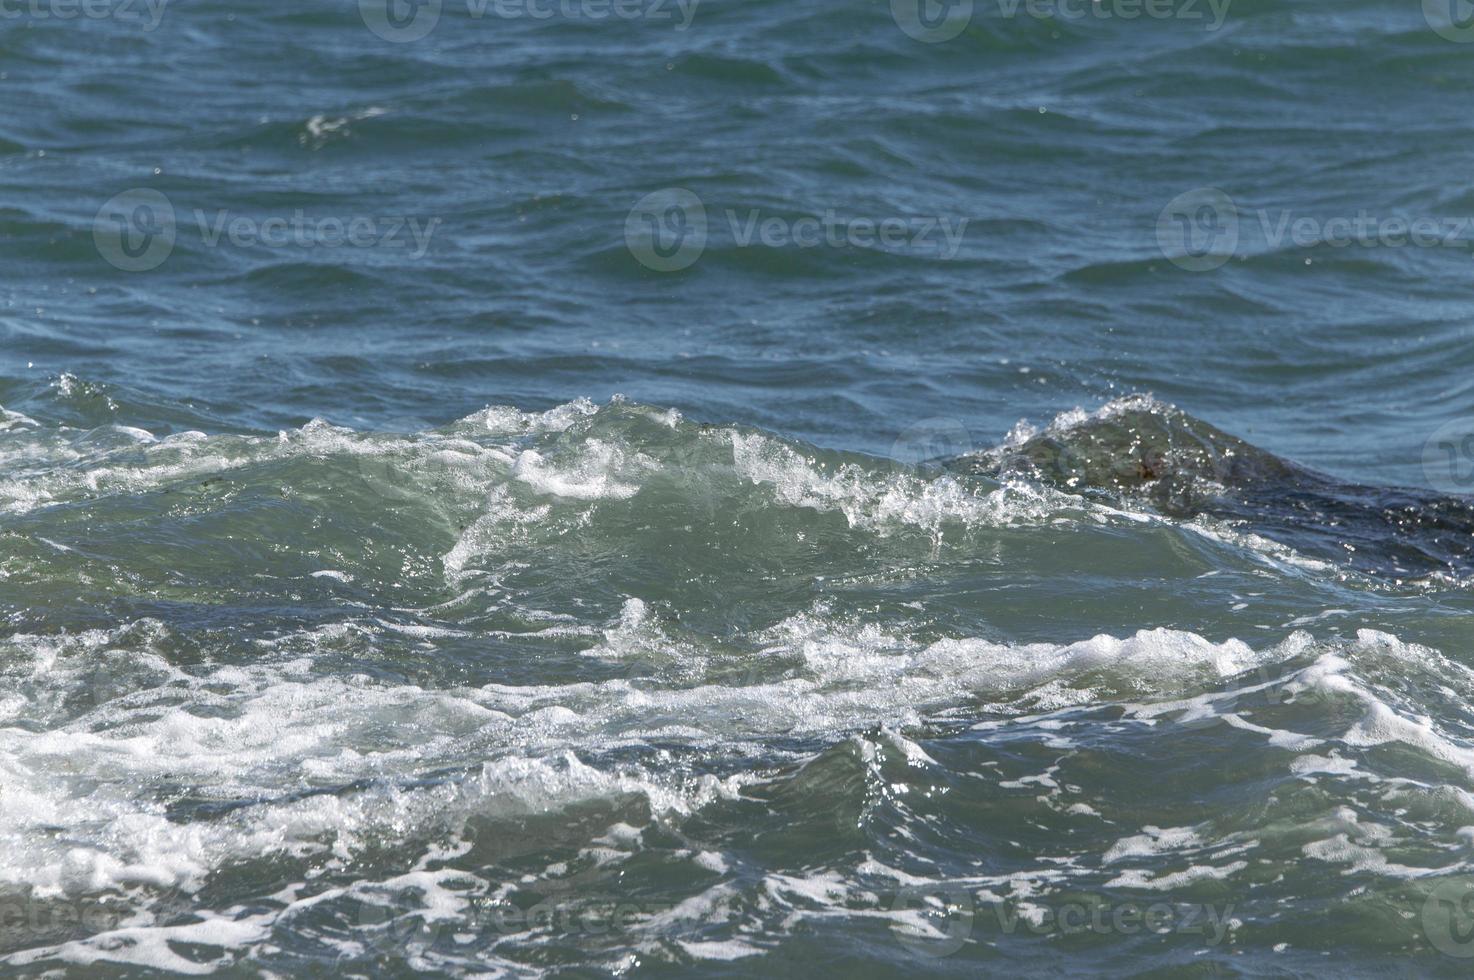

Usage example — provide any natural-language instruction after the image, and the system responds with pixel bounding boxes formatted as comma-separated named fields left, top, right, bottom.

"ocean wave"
left=6, top=390, right=1474, bottom=971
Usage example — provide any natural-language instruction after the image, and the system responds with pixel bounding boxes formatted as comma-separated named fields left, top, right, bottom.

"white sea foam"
left=728, top=429, right=1059, bottom=533
left=5, top=392, right=1474, bottom=975
left=512, top=439, right=647, bottom=500
left=3, top=610, right=1462, bottom=924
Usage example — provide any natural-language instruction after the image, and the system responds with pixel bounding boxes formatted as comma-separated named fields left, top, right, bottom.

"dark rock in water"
left=954, top=398, right=1474, bottom=582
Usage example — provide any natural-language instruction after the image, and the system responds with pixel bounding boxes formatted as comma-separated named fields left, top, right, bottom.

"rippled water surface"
left=4, top=0, right=1474, bottom=975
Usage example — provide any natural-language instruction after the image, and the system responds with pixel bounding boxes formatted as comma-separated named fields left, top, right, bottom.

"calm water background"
left=4, top=0, right=1474, bottom=975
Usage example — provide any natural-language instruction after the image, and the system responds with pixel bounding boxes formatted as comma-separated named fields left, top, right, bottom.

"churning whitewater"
left=3, top=389, right=1474, bottom=974
left=6, top=0, right=1473, bottom=971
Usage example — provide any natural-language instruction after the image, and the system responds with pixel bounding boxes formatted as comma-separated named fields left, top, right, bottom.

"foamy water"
left=2, top=393, right=1474, bottom=974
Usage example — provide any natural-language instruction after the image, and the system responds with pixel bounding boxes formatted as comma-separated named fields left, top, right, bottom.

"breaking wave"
left=4, top=389, right=1474, bottom=974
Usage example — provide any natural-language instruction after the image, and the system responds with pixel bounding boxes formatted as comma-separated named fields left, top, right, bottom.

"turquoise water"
left=5, top=0, right=1474, bottom=975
